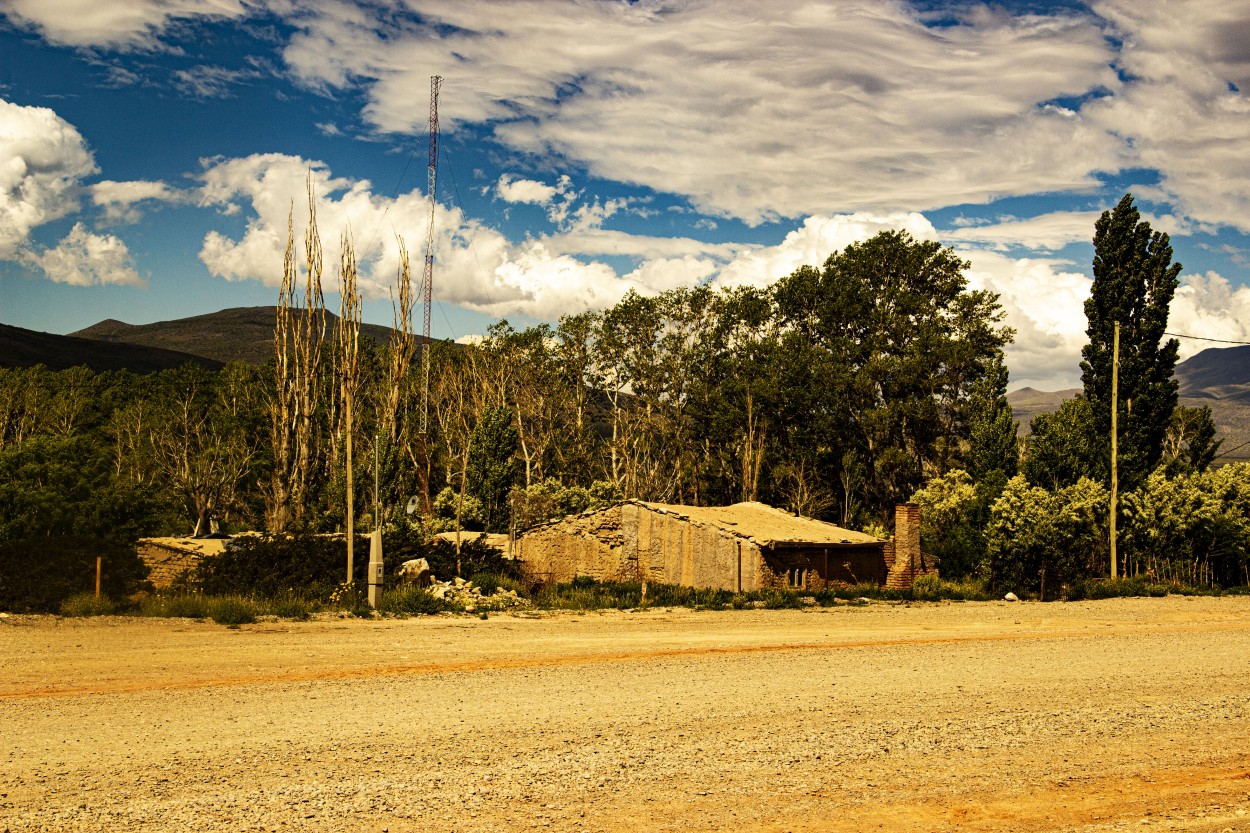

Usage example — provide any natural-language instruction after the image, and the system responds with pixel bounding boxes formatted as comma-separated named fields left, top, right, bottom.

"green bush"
left=1065, top=577, right=1170, bottom=601
left=537, top=579, right=642, bottom=610
left=378, top=586, right=452, bottom=616
left=59, top=592, right=116, bottom=617
left=469, top=572, right=501, bottom=595
left=271, top=596, right=314, bottom=620
left=157, top=594, right=209, bottom=618
left=207, top=596, right=258, bottom=626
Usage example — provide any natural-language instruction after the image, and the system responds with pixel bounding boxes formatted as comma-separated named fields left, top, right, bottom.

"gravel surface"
left=2, top=597, right=1249, bottom=832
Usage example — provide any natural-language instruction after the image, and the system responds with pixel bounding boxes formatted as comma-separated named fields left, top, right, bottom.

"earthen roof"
left=635, top=501, right=882, bottom=548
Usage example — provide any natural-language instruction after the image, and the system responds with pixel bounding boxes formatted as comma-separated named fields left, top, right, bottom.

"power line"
left=1160, top=330, right=1250, bottom=342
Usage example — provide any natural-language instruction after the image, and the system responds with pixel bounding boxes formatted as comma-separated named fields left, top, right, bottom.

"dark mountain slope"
left=0, top=323, right=223, bottom=373
left=72, top=306, right=401, bottom=367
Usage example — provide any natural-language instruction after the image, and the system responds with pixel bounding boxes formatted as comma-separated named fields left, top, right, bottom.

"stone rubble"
left=425, top=576, right=531, bottom=612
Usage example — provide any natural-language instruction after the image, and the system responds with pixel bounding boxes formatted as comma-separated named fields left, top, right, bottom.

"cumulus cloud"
left=0, top=98, right=97, bottom=259
left=21, top=222, right=144, bottom=286
left=1167, top=271, right=1250, bottom=358
left=194, top=153, right=722, bottom=319
left=495, top=175, right=560, bottom=206
left=715, top=212, right=937, bottom=289
left=1, top=0, right=248, bottom=50
left=959, top=250, right=1094, bottom=391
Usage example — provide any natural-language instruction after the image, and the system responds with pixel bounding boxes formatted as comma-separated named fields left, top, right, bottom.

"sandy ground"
left=2, top=597, right=1249, bottom=832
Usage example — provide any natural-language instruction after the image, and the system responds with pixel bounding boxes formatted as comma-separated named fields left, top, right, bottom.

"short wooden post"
left=95, top=557, right=102, bottom=599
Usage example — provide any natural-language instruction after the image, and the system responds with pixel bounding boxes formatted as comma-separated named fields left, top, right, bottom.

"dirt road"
left=2, top=597, right=1249, bottom=832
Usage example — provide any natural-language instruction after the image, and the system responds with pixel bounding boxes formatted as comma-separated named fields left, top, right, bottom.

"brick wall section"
left=513, top=504, right=626, bottom=584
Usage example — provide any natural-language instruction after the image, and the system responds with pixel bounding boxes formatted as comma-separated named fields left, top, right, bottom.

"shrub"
left=162, top=594, right=209, bottom=618
left=60, top=592, right=116, bottom=617
left=272, top=596, right=314, bottom=620
left=1064, top=577, right=1170, bottom=601
left=207, top=596, right=258, bottom=626
left=378, top=586, right=452, bottom=616
left=469, top=572, right=501, bottom=595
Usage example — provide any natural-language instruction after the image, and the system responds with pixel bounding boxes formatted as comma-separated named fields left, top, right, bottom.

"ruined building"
left=514, top=500, right=934, bottom=591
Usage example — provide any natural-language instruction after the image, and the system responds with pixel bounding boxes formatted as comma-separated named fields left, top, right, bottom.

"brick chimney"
left=886, top=503, right=923, bottom=589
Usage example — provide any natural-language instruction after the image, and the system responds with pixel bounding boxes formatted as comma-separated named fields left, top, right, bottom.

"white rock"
left=1004, top=592, right=1019, bottom=602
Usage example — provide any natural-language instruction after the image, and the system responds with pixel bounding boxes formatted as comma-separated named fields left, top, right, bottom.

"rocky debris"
left=397, top=558, right=432, bottom=586
left=426, top=576, right=530, bottom=612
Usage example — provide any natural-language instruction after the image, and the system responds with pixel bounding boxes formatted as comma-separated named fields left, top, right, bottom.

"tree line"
left=1, top=192, right=1245, bottom=600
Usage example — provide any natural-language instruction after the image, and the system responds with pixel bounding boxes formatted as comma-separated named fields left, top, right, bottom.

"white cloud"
left=1, top=0, right=248, bottom=50
left=1086, top=0, right=1250, bottom=231
left=495, top=175, right=558, bottom=206
left=0, top=98, right=97, bottom=259
left=959, top=250, right=1093, bottom=391
left=173, top=64, right=261, bottom=98
left=21, top=222, right=144, bottom=286
left=194, top=153, right=711, bottom=319
left=1167, top=271, right=1250, bottom=358
left=278, top=1, right=1121, bottom=224
left=943, top=211, right=1103, bottom=252
left=91, top=179, right=178, bottom=222
left=715, top=212, right=937, bottom=289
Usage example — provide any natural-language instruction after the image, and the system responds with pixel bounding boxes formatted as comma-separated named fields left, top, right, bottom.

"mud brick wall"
left=137, top=541, right=203, bottom=587
left=514, top=504, right=627, bottom=584
left=624, top=503, right=760, bottom=592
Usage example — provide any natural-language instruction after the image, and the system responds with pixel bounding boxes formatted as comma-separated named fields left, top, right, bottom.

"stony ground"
left=2, top=597, right=1249, bottom=833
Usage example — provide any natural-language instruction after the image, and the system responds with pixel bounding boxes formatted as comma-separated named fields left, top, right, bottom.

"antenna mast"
left=420, top=75, right=442, bottom=439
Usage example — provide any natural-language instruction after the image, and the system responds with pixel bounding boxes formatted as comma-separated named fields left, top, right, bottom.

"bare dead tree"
left=336, top=231, right=363, bottom=583
left=267, top=178, right=327, bottom=532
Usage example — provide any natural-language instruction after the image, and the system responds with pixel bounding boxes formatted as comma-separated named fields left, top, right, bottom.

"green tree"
left=966, top=354, right=1018, bottom=482
left=909, top=469, right=981, bottom=579
left=1081, top=194, right=1181, bottom=491
left=465, top=405, right=518, bottom=533
left=771, top=231, right=1014, bottom=520
left=1023, top=398, right=1099, bottom=490
left=986, top=474, right=1108, bottom=595
left=1161, top=404, right=1221, bottom=476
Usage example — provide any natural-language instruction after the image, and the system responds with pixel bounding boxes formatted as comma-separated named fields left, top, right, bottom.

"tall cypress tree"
left=1080, top=194, right=1181, bottom=492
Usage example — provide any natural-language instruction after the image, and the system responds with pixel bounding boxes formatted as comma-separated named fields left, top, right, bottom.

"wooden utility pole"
left=1110, top=321, right=1120, bottom=579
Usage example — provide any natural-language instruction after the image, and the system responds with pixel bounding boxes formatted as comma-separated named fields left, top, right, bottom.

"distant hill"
left=0, top=322, right=223, bottom=374
left=1007, top=345, right=1250, bottom=462
left=71, top=306, right=402, bottom=367
left=1174, top=344, right=1250, bottom=403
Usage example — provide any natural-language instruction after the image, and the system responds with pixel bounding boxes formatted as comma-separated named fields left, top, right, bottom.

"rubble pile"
left=426, top=577, right=531, bottom=612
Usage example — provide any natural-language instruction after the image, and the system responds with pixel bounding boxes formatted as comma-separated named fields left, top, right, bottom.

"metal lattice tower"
left=420, top=75, right=442, bottom=438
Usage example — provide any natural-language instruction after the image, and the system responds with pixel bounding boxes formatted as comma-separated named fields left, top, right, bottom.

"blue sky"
left=2, top=0, right=1250, bottom=389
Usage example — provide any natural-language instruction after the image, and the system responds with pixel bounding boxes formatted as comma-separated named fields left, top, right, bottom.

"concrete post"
left=367, top=529, right=384, bottom=608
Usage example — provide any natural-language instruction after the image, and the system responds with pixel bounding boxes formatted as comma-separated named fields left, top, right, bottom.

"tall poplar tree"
left=1080, top=194, right=1181, bottom=492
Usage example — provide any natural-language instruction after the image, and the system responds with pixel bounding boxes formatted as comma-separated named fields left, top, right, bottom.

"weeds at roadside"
left=378, top=586, right=453, bottom=616
left=59, top=592, right=116, bottom=617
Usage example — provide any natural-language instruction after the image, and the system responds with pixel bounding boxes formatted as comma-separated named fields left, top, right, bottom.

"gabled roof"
left=635, top=501, right=882, bottom=549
